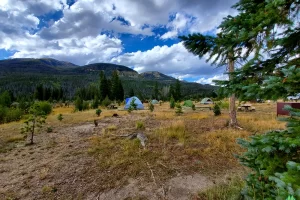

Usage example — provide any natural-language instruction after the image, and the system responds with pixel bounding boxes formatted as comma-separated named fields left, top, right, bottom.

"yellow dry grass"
left=238, top=111, right=285, bottom=133
left=198, top=129, right=249, bottom=159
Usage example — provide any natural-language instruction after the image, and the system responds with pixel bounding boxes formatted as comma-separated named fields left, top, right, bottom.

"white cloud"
left=161, top=13, right=192, bottom=39
left=195, top=74, right=228, bottom=85
left=111, top=42, right=224, bottom=76
left=8, top=34, right=122, bottom=65
left=0, top=0, right=237, bottom=84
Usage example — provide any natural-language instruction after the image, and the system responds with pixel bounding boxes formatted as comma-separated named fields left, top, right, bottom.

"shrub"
left=46, top=127, right=53, bottom=133
left=57, top=114, right=63, bottom=121
left=192, top=104, right=196, bottom=111
left=21, top=105, right=46, bottom=144
left=102, top=96, right=111, bottom=107
left=170, top=96, right=175, bottom=109
left=127, top=106, right=133, bottom=113
left=136, top=121, right=144, bottom=130
left=130, top=98, right=137, bottom=110
left=75, top=96, right=83, bottom=111
left=175, top=102, right=183, bottom=115
left=237, top=106, right=300, bottom=199
left=0, top=106, right=7, bottom=123
left=218, top=101, right=229, bottom=109
left=91, top=96, right=99, bottom=109
left=34, top=101, right=52, bottom=115
left=96, top=108, right=102, bottom=117
left=213, top=104, right=221, bottom=116
left=5, top=108, right=23, bottom=122
left=82, top=101, right=90, bottom=111
left=149, top=102, right=154, bottom=112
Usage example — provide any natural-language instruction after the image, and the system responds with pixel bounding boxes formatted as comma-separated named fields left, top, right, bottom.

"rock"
left=137, top=133, right=147, bottom=148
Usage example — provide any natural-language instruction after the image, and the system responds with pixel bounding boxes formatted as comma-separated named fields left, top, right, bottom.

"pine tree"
left=169, top=84, right=174, bottom=99
left=21, top=104, right=46, bottom=144
left=205, top=0, right=300, bottom=199
left=153, top=81, right=159, bottom=100
left=111, top=70, right=119, bottom=101
left=179, top=25, right=242, bottom=127
left=174, top=79, right=181, bottom=101
left=129, top=88, right=134, bottom=97
left=117, top=80, right=124, bottom=101
left=99, top=71, right=110, bottom=101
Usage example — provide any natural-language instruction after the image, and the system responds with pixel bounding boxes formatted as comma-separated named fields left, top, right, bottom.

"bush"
left=192, top=104, right=196, bottom=111
left=34, top=101, right=52, bottom=115
left=0, top=106, right=7, bottom=123
left=91, top=96, right=99, bottom=109
left=218, top=101, right=229, bottom=109
left=102, top=96, right=111, bottom=107
left=237, top=106, right=300, bottom=199
left=75, top=96, right=83, bottom=111
left=213, top=104, right=221, bottom=116
left=82, top=101, right=90, bottom=111
left=46, top=126, right=53, bottom=133
left=149, top=102, right=154, bottom=112
left=5, top=108, right=23, bottom=122
left=57, top=114, right=63, bottom=121
left=175, top=102, right=183, bottom=115
left=130, top=98, right=137, bottom=110
left=170, top=96, right=175, bottom=109
left=136, top=121, right=145, bottom=129
left=0, top=106, right=23, bottom=123
left=96, top=108, right=102, bottom=116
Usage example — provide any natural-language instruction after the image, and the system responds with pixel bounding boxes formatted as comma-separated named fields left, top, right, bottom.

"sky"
left=0, top=0, right=238, bottom=84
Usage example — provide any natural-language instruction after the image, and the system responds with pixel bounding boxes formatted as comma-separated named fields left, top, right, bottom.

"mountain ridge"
left=0, top=58, right=216, bottom=99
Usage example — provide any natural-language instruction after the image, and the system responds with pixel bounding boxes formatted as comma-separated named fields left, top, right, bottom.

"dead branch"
left=147, top=162, right=157, bottom=186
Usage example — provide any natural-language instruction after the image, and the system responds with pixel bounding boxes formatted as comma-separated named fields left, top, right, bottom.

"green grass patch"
left=197, top=176, right=244, bottom=200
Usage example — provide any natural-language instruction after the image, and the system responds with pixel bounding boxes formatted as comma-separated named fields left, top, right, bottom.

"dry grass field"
left=0, top=101, right=285, bottom=199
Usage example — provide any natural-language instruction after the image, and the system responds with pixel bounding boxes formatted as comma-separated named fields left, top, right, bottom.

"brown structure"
left=277, top=102, right=300, bottom=116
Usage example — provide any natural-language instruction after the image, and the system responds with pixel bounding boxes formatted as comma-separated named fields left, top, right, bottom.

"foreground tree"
left=21, top=105, right=46, bottom=144
left=209, top=0, right=300, bottom=199
left=179, top=29, right=240, bottom=126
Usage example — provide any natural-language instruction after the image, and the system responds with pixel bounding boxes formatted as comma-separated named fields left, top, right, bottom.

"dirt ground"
left=0, top=102, right=282, bottom=200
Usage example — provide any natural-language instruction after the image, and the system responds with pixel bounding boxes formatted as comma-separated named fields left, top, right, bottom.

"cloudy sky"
left=0, top=0, right=238, bottom=84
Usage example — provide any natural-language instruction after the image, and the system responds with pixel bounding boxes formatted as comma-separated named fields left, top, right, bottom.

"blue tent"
left=124, top=96, right=144, bottom=110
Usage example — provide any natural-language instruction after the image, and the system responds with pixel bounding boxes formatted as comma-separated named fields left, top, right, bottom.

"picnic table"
left=107, top=104, right=118, bottom=109
left=238, top=104, right=255, bottom=112
left=196, top=106, right=212, bottom=110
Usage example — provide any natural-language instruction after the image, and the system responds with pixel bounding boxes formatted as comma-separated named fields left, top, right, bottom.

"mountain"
left=0, top=58, right=216, bottom=99
left=72, top=63, right=139, bottom=77
left=0, top=58, right=78, bottom=75
left=139, top=71, right=175, bottom=81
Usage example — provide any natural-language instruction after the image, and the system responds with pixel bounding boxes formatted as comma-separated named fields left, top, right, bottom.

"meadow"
left=0, top=101, right=285, bottom=200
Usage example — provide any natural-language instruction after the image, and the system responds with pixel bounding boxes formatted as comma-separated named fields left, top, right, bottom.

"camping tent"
left=124, top=96, right=144, bottom=110
left=183, top=100, right=194, bottom=107
left=125, top=98, right=130, bottom=104
left=151, top=99, right=159, bottom=104
left=201, top=98, right=214, bottom=104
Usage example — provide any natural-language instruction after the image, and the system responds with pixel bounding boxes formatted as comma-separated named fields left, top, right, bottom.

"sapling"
left=57, top=113, right=63, bottom=121
left=21, top=105, right=46, bottom=144
left=96, top=108, right=102, bottom=117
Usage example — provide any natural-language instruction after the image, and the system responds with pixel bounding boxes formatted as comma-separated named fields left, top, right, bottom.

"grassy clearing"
left=88, top=117, right=249, bottom=190
left=238, top=113, right=285, bottom=133
left=197, top=176, right=245, bottom=200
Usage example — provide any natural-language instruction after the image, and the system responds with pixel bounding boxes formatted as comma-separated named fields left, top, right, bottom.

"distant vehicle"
left=287, top=93, right=300, bottom=101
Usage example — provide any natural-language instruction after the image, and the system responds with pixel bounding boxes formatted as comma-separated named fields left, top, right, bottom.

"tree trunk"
left=30, top=117, right=35, bottom=144
left=228, top=58, right=238, bottom=127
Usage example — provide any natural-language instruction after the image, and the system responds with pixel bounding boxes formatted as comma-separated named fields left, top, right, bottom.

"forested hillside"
left=0, top=58, right=216, bottom=100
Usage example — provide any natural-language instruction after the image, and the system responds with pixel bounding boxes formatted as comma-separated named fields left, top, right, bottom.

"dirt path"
left=0, top=114, right=229, bottom=200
